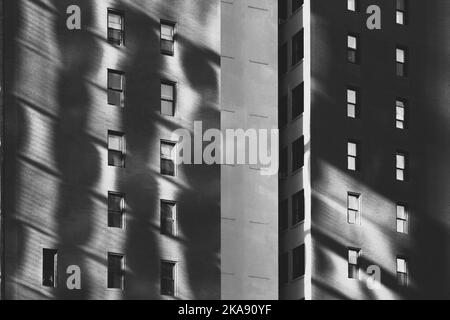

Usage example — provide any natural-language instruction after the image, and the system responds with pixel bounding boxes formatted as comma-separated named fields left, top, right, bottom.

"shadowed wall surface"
left=3, top=0, right=220, bottom=300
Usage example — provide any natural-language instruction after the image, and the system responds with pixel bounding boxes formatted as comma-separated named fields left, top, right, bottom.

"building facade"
left=0, top=0, right=280, bottom=300
left=279, top=0, right=450, bottom=300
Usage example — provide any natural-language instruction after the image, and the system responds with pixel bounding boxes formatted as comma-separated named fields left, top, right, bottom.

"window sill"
left=291, top=58, right=304, bottom=70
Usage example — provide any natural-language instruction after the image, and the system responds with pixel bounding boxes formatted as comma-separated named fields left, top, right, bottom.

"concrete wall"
left=311, top=0, right=450, bottom=300
left=221, top=0, right=278, bottom=300
left=3, top=0, right=221, bottom=300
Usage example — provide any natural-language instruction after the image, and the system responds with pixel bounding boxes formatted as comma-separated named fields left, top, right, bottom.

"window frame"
left=347, top=33, right=359, bottom=64
left=292, top=190, right=305, bottom=226
left=161, top=260, right=177, bottom=297
left=160, top=200, right=177, bottom=236
left=396, top=257, right=408, bottom=287
left=396, top=203, right=409, bottom=234
left=42, top=248, right=58, bottom=288
left=161, top=80, right=177, bottom=117
left=347, top=0, right=358, bottom=12
left=395, top=0, right=407, bottom=25
left=347, top=86, right=359, bottom=119
left=347, top=140, right=360, bottom=172
left=348, top=248, right=361, bottom=280
left=292, top=244, right=305, bottom=280
left=396, top=46, right=408, bottom=77
left=108, top=191, right=125, bottom=229
left=292, top=136, right=304, bottom=172
left=108, top=131, right=125, bottom=168
left=160, top=140, right=177, bottom=177
left=396, top=151, right=408, bottom=181
left=107, top=69, right=125, bottom=107
left=347, top=192, right=361, bottom=225
left=107, top=9, right=125, bottom=46
left=160, top=20, right=176, bottom=56
left=107, top=253, right=125, bottom=290
left=395, top=98, right=408, bottom=129
left=291, top=29, right=304, bottom=66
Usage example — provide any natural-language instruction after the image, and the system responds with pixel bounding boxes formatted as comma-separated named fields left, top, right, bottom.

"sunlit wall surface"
left=221, top=0, right=279, bottom=300
left=3, top=0, right=220, bottom=300
left=311, top=0, right=450, bottom=299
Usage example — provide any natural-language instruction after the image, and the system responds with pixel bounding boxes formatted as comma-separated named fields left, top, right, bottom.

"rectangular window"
left=280, top=252, right=289, bottom=284
left=396, top=47, right=407, bottom=77
left=161, top=261, right=176, bottom=296
left=292, top=0, right=304, bottom=13
left=161, top=200, right=176, bottom=236
left=108, top=70, right=124, bottom=107
left=279, top=199, right=289, bottom=231
left=292, top=245, right=305, bottom=279
left=161, top=21, right=175, bottom=55
left=292, top=82, right=304, bottom=119
left=292, top=29, right=304, bottom=66
left=108, top=253, right=124, bottom=290
left=279, top=94, right=288, bottom=128
left=347, top=193, right=361, bottom=225
left=347, top=87, right=359, bottom=118
left=161, top=141, right=176, bottom=176
left=397, top=258, right=408, bottom=287
left=348, top=0, right=358, bottom=11
left=396, top=0, right=407, bottom=25
left=279, top=0, right=287, bottom=22
left=348, top=248, right=360, bottom=279
left=107, top=10, right=124, bottom=46
left=42, top=249, right=57, bottom=287
left=108, top=131, right=125, bottom=168
left=161, top=81, right=176, bottom=116
left=347, top=34, right=359, bottom=64
left=292, top=190, right=305, bottom=225
left=292, top=136, right=304, bottom=172
left=396, top=99, right=407, bottom=129
left=397, top=204, right=408, bottom=234
left=108, top=192, right=125, bottom=229
left=280, top=147, right=288, bottom=178
left=347, top=141, right=359, bottom=171
left=396, top=152, right=407, bottom=181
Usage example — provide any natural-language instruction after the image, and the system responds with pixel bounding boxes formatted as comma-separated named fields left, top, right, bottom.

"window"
left=108, top=253, right=124, bottom=289
left=279, top=94, right=288, bottom=128
left=397, top=258, right=408, bottom=287
left=396, top=0, right=407, bottom=25
left=279, top=43, right=288, bottom=75
left=292, top=82, right=304, bottom=119
left=292, top=0, right=304, bottom=13
left=348, top=248, right=360, bottom=279
left=347, top=193, right=361, bottom=225
left=292, top=136, right=304, bottom=172
left=396, top=152, right=407, bottom=181
left=161, top=261, right=176, bottom=296
left=279, top=253, right=289, bottom=284
left=279, top=0, right=287, bottom=22
left=161, top=81, right=176, bottom=116
left=108, top=192, right=125, bottom=229
left=347, top=141, right=359, bottom=171
left=347, top=87, right=359, bottom=118
left=161, top=141, right=176, bottom=176
left=161, top=21, right=175, bottom=55
left=347, top=34, right=359, bottom=64
left=42, top=249, right=57, bottom=287
left=348, top=0, right=358, bottom=11
left=396, top=47, right=407, bottom=77
left=292, top=190, right=305, bottom=225
left=107, top=10, right=124, bottom=46
left=292, top=29, right=304, bottom=66
left=397, top=204, right=408, bottom=234
left=108, top=70, right=124, bottom=107
left=292, top=245, right=305, bottom=279
left=108, top=131, right=125, bottom=168
left=279, top=199, right=289, bottom=231
left=279, top=147, right=288, bottom=178
left=396, top=99, right=407, bottom=129
left=161, top=200, right=176, bottom=236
